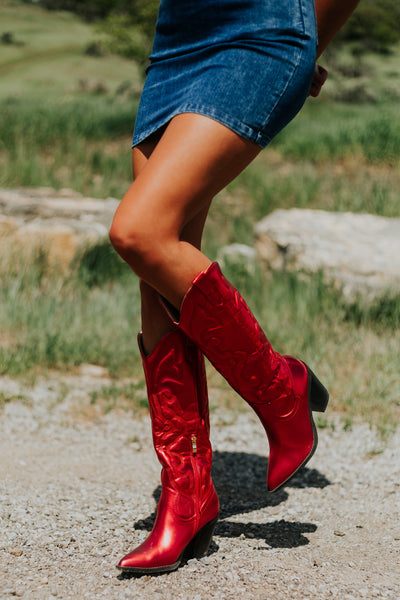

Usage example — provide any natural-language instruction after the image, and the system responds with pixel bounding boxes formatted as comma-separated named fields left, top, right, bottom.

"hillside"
left=0, top=0, right=141, bottom=100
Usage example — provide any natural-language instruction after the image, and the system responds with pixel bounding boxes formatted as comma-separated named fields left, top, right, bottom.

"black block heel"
left=184, top=515, right=218, bottom=560
left=307, top=366, right=329, bottom=413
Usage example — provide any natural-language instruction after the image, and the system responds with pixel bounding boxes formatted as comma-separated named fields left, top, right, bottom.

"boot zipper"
left=191, top=435, right=200, bottom=527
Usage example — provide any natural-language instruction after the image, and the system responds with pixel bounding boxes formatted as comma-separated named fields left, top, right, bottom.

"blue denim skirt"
left=132, top=0, right=317, bottom=148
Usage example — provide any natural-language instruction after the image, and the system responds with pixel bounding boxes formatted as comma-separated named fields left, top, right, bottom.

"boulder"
left=0, top=188, right=119, bottom=271
left=255, top=208, right=400, bottom=303
left=217, top=243, right=258, bottom=273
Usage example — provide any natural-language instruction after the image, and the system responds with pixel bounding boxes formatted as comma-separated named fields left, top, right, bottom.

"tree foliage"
left=23, top=0, right=159, bottom=70
left=336, top=0, right=400, bottom=53
left=23, top=0, right=400, bottom=58
left=23, top=0, right=159, bottom=25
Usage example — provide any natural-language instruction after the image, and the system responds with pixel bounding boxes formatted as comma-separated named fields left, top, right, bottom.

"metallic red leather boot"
left=117, top=329, right=219, bottom=575
left=163, top=262, right=329, bottom=492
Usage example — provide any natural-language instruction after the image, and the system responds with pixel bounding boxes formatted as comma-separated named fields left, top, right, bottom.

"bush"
left=338, top=0, right=400, bottom=53
left=97, top=14, right=149, bottom=63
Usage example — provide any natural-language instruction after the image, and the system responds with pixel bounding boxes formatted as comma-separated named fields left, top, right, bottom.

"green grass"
left=0, top=0, right=141, bottom=99
left=273, top=101, right=400, bottom=164
left=1, top=247, right=399, bottom=433
left=0, top=0, right=140, bottom=196
left=0, top=95, right=135, bottom=195
left=0, top=246, right=142, bottom=378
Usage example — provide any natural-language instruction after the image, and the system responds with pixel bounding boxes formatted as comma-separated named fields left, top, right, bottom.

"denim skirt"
left=132, top=0, right=317, bottom=148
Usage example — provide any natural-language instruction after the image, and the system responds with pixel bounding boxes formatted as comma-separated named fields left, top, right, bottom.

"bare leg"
left=115, top=123, right=222, bottom=576
left=110, top=112, right=261, bottom=309
left=111, top=111, right=329, bottom=497
left=131, top=129, right=213, bottom=354
left=139, top=205, right=210, bottom=354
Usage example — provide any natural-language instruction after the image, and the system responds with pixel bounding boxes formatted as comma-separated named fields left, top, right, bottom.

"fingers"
left=308, top=64, right=328, bottom=98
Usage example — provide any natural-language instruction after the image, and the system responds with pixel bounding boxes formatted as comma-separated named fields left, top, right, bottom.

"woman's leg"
left=131, top=131, right=213, bottom=353
left=110, top=112, right=328, bottom=494
left=139, top=206, right=211, bottom=354
left=116, top=125, right=220, bottom=574
left=110, top=112, right=261, bottom=308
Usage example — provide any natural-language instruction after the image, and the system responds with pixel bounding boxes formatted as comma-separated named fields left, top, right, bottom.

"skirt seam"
left=258, top=45, right=303, bottom=143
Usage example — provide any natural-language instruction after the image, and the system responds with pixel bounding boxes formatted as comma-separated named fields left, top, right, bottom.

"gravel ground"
left=0, top=369, right=399, bottom=600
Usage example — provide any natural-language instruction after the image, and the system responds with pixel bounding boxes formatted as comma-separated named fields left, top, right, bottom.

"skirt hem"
left=131, top=103, right=272, bottom=149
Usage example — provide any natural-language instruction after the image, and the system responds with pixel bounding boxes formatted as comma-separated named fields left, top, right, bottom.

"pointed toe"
left=116, top=330, right=218, bottom=575
left=117, top=556, right=131, bottom=569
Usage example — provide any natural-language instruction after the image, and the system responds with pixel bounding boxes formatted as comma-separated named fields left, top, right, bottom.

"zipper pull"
left=191, top=435, right=197, bottom=456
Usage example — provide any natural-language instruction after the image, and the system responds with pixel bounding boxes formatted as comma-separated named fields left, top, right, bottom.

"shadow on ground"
left=134, top=450, right=330, bottom=549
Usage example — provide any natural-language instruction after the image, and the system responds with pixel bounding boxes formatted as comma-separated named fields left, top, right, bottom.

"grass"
left=88, top=381, right=149, bottom=415
left=0, top=1, right=399, bottom=433
left=0, top=0, right=141, bottom=99
left=0, top=246, right=142, bottom=378
left=0, top=96, right=135, bottom=196
left=273, top=101, right=400, bottom=164
left=1, top=247, right=399, bottom=434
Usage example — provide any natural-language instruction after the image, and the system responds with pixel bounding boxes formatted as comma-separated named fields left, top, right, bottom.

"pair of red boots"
left=117, top=262, right=328, bottom=574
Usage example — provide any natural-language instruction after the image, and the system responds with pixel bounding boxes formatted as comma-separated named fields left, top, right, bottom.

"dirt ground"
left=0, top=371, right=399, bottom=600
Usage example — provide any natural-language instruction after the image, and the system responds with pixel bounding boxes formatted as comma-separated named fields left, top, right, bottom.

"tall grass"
left=1, top=246, right=399, bottom=432
left=272, top=100, right=400, bottom=164
left=0, top=96, right=136, bottom=196
left=2, top=95, right=400, bottom=207
left=229, top=155, right=400, bottom=222
left=0, top=246, right=141, bottom=378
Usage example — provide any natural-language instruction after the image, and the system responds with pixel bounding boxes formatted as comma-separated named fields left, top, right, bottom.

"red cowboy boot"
left=162, top=262, right=329, bottom=492
left=117, top=329, right=219, bottom=574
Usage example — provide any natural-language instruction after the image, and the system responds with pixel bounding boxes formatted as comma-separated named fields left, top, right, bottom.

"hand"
left=308, top=63, right=328, bottom=97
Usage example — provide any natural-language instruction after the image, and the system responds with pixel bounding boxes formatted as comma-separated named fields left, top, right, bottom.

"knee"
left=109, top=215, right=136, bottom=259
left=109, top=214, right=166, bottom=276
left=109, top=216, right=147, bottom=266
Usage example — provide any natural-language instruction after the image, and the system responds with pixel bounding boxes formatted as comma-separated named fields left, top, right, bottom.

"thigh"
left=115, top=112, right=261, bottom=241
left=131, top=125, right=212, bottom=250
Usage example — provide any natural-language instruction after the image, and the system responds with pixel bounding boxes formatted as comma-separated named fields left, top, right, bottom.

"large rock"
left=0, top=188, right=119, bottom=270
left=255, top=208, right=400, bottom=303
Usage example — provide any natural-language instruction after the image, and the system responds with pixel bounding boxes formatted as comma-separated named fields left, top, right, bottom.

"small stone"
left=313, top=560, right=323, bottom=567
left=79, top=364, right=108, bottom=378
left=334, top=531, right=345, bottom=537
left=10, top=549, right=23, bottom=557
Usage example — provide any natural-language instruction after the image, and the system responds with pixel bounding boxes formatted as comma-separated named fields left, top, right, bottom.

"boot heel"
left=185, top=515, right=218, bottom=560
left=307, top=367, right=329, bottom=413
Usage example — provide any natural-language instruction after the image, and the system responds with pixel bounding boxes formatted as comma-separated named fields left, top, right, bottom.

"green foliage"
left=76, top=241, right=131, bottom=288
left=23, top=0, right=129, bottom=22
left=337, top=0, right=400, bottom=53
left=20, top=0, right=160, bottom=68
left=97, top=14, right=150, bottom=63
left=22, top=0, right=159, bottom=28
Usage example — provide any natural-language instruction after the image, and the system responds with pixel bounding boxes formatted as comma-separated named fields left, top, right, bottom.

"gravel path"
left=0, top=371, right=399, bottom=600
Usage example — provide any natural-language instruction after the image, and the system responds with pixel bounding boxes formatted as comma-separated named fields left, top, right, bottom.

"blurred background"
left=0, top=0, right=399, bottom=434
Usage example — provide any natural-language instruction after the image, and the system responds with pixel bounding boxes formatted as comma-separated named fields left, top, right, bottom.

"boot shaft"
left=171, top=262, right=291, bottom=406
left=139, top=329, right=213, bottom=497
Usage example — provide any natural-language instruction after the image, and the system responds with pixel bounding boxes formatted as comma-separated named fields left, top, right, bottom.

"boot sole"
left=116, top=515, right=219, bottom=576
